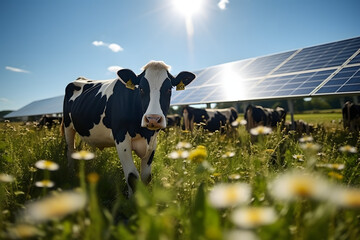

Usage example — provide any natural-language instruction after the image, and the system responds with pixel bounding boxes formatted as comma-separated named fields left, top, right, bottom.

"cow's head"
left=118, top=61, right=195, bottom=130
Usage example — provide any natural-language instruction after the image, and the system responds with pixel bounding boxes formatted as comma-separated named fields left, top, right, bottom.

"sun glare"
left=173, top=0, right=203, bottom=17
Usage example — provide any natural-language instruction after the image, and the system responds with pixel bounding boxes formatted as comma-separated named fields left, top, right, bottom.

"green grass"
left=0, top=114, right=359, bottom=240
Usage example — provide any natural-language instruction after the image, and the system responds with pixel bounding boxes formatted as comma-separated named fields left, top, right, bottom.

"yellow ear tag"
left=126, top=79, right=135, bottom=90
left=176, top=81, right=185, bottom=91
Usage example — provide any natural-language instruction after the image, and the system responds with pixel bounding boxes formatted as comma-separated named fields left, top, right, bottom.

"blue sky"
left=1, top=0, right=360, bottom=111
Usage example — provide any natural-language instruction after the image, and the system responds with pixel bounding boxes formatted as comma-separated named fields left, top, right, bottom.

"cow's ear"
left=170, top=71, right=196, bottom=91
left=117, top=69, right=141, bottom=90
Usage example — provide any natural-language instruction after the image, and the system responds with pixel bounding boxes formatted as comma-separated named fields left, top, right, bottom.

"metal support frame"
left=287, top=99, right=295, bottom=130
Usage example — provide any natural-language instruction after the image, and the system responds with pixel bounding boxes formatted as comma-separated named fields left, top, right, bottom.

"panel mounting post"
left=287, top=99, right=295, bottom=130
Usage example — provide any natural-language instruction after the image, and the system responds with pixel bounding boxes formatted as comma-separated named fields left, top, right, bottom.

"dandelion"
left=231, top=207, right=277, bottom=228
left=35, top=160, right=59, bottom=171
left=222, top=151, right=235, bottom=158
left=22, top=191, right=87, bottom=223
left=265, top=149, right=275, bottom=154
left=0, top=173, right=15, bottom=183
left=299, top=142, right=321, bottom=151
left=316, top=163, right=345, bottom=170
left=209, top=183, right=251, bottom=208
left=268, top=171, right=330, bottom=201
left=6, top=224, right=43, bottom=239
left=87, top=172, right=100, bottom=183
left=292, top=154, right=304, bottom=162
left=71, top=150, right=95, bottom=160
left=35, top=180, right=55, bottom=188
left=168, top=150, right=189, bottom=159
left=249, top=126, right=272, bottom=136
left=299, top=136, right=313, bottom=143
left=339, top=145, right=357, bottom=153
left=330, top=187, right=360, bottom=208
left=176, top=141, right=192, bottom=149
left=188, top=145, right=208, bottom=163
left=328, top=171, right=343, bottom=180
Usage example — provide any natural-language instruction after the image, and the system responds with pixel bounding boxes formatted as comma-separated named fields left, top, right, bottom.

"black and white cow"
left=166, top=114, right=181, bottom=127
left=62, top=61, right=195, bottom=195
left=342, top=101, right=360, bottom=132
left=182, top=106, right=238, bottom=132
left=244, top=104, right=286, bottom=131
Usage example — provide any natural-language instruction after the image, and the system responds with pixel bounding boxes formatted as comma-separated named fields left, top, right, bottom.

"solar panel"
left=6, top=36, right=360, bottom=118
left=273, top=37, right=360, bottom=74
left=314, top=66, right=360, bottom=95
left=5, top=96, right=64, bottom=118
left=171, top=36, right=360, bottom=105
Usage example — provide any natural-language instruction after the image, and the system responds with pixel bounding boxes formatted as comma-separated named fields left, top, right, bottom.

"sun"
left=172, top=0, right=204, bottom=17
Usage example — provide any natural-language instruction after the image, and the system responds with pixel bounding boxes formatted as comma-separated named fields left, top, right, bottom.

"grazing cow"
left=342, top=101, right=360, bottom=132
left=182, top=106, right=238, bottom=132
left=37, top=115, right=62, bottom=129
left=244, top=105, right=286, bottom=131
left=62, top=61, right=195, bottom=195
left=285, top=119, right=314, bottom=135
left=166, top=114, right=181, bottom=127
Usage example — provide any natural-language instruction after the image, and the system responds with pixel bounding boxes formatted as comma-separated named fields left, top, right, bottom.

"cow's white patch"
left=80, top=113, right=114, bottom=148
left=140, top=65, right=169, bottom=128
left=206, top=108, right=232, bottom=121
left=70, top=78, right=115, bottom=102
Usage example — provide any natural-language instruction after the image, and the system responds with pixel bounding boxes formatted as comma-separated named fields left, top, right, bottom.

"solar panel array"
left=5, top=36, right=360, bottom=118
left=171, top=36, right=360, bottom=105
left=5, top=96, right=63, bottom=118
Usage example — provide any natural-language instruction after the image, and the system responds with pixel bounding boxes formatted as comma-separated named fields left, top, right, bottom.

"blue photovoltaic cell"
left=238, top=51, right=296, bottom=78
left=314, top=66, right=360, bottom=95
left=348, top=52, right=360, bottom=65
left=274, top=37, right=360, bottom=74
left=244, top=69, right=334, bottom=99
left=5, top=96, right=64, bottom=118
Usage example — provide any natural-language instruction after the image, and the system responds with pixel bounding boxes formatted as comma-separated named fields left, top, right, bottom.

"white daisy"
left=250, top=126, right=272, bottom=136
left=209, top=183, right=251, bottom=208
left=268, top=171, right=330, bottom=202
left=22, top=191, right=87, bottom=223
left=231, top=207, right=277, bottom=228
left=35, top=160, right=59, bottom=171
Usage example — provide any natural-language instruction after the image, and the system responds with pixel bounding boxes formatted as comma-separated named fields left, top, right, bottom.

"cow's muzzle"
left=143, top=114, right=165, bottom=130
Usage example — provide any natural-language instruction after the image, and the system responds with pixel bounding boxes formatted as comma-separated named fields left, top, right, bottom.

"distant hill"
left=0, top=110, right=13, bottom=121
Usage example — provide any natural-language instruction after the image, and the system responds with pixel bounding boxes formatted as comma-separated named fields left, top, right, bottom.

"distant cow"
left=244, top=105, right=286, bottom=131
left=182, top=106, right=238, bottom=132
left=285, top=119, right=314, bottom=135
left=37, top=115, right=62, bottom=129
left=342, top=101, right=360, bottom=132
left=166, top=114, right=181, bottom=127
left=62, top=61, right=195, bottom=195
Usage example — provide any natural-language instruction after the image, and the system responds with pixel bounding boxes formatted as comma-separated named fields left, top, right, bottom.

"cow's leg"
left=132, top=135, right=157, bottom=184
left=140, top=150, right=155, bottom=184
left=64, top=126, right=76, bottom=170
left=115, top=134, right=140, bottom=197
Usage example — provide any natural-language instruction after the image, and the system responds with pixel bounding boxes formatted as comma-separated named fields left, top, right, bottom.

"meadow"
left=1, top=112, right=360, bottom=240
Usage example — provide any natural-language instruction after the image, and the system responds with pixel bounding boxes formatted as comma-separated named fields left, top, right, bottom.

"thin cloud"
left=108, top=43, right=123, bottom=53
left=5, top=66, right=30, bottom=73
left=92, top=41, right=104, bottom=46
left=0, top=98, right=9, bottom=103
left=92, top=41, right=124, bottom=52
left=107, top=66, right=123, bottom=73
left=218, top=0, right=229, bottom=10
